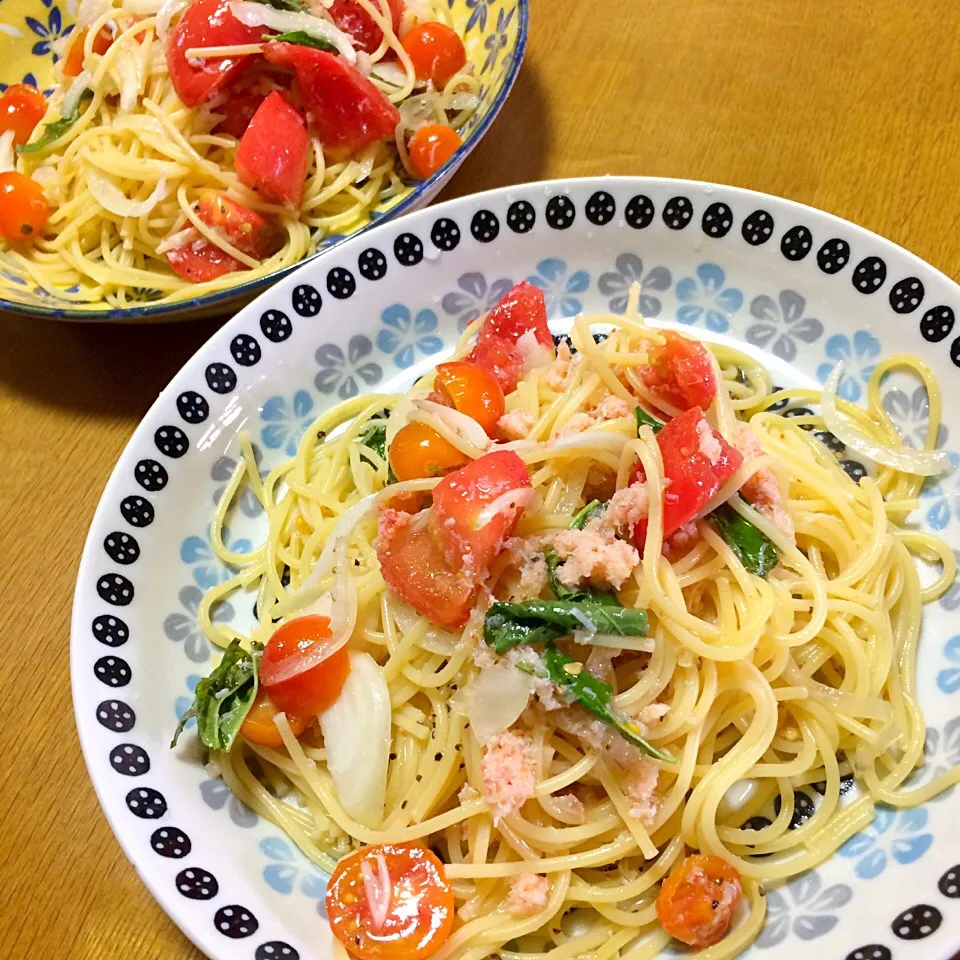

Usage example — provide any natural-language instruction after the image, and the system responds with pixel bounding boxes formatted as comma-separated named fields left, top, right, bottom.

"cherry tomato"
left=640, top=330, right=717, bottom=411
left=476, top=280, right=552, bottom=349
left=0, top=172, right=49, bottom=244
left=0, top=84, right=48, bottom=146
left=377, top=507, right=477, bottom=629
left=196, top=191, right=280, bottom=258
left=407, top=123, right=461, bottom=179
left=260, top=615, right=351, bottom=716
left=63, top=26, right=113, bottom=78
left=389, top=421, right=467, bottom=481
left=656, top=854, right=742, bottom=948
left=327, top=0, right=404, bottom=55
left=240, top=688, right=309, bottom=746
left=401, top=21, right=466, bottom=89
left=326, top=843, right=454, bottom=960
left=431, top=361, right=504, bottom=434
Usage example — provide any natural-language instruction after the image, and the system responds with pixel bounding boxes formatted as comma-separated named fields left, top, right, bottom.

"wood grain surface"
left=2, top=1, right=960, bottom=956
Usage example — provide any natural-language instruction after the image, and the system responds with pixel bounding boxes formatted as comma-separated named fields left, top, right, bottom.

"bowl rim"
left=0, top=0, right=530, bottom=322
left=71, top=174, right=960, bottom=960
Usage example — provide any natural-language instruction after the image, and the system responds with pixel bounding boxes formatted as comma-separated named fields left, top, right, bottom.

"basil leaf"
left=541, top=643, right=672, bottom=762
left=171, top=640, right=263, bottom=751
left=484, top=605, right=567, bottom=654
left=545, top=548, right=618, bottom=606
left=635, top=406, right=664, bottom=434
left=358, top=421, right=387, bottom=462
left=18, top=91, right=92, bottom=155
left=266, top=29, right=337, bottom=50
left=710, top=500, right=779, bottom=578
left=570, top=500, right=604, bottom=530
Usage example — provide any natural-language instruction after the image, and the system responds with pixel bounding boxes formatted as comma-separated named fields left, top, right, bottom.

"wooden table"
left=2, top=0, right=960, bottom=955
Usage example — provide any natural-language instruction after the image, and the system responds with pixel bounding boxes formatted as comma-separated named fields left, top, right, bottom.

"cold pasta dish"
left=173, top=281, right=960, bottom=959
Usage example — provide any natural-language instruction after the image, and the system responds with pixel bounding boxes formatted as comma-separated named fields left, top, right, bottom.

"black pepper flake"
left=464, top=722, right=470, bottom=729
left=434, top=751, right=442, bottom=761
left=354, top=559, right=360, bottom=567
left=455, top=744, right=462, bottom=751
left=416, top=774, right=422, bottom=782
left=450, top=684, right=458, bottom=691
left=389, top=752, right=397, bottom=760
left=401, top=800, right=407, bottom=809
left=712, top=900, right=719, bottom=909
left=317, top=430, right=327, bottom=440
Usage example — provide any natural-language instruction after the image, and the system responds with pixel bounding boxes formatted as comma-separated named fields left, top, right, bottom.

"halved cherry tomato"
left=197, top=191, right=280, bottom=257
left=63, top=26, right=113, bottom=78
left=401, top=21, right=466, bottom=89
left=389, top=421, right=467, bottom=481
left=0, top=84, right=48, bottom=146
left=632, top=407, right=743, bottom=543
left=429, top=450, right=531, bottom=575
left=235, top=91, right=310, bottom=207
left=0, top=172, right=49, bottom=244
left=376, top=507, right=476, bottom=628
left=466, top=334, right=525, bottom=395
left=407, top=123, right=461, bottom=179
left=326, top=843, right=454, bottom=960
left=240, top=688, right=309, bottom=746
left=166, top=0, right=262, bottom=107
left=656, top=854, right=742, bottom=948
left=640, top=330, right=717, bottom=412
left=165, top=236, right=245, bottom=282
left=327, top=0, right=403, bottom=55
left=475, top=280, right=552, bottom=349
left=263, top=42, right=400, bottom=155
left=213, top=91, right=264, bottom=138
left=260, top=615, right=351, bottom=716
left=431, top=361, right=504, bottom=434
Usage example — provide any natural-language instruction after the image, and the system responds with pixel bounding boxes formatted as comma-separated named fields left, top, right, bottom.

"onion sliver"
left=227, top=1, right=357, bottom=63
left=464, top=663, right=532, bottom=743
left=63, top=71, right=92, bottom=117
left=411, top=399, right=492, bottom=454
left=0, top=131, right=15, bottom=174
left=821, top=362, right=951, bottom=476
left=474, top=486, right=539, bottom=528
left=87, top=170, right=168, bottom=217
left=156, top=0, right=188, bottom=38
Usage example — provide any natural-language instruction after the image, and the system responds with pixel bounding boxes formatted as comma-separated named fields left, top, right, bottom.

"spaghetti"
left=182, top=285, right=959, bottom=959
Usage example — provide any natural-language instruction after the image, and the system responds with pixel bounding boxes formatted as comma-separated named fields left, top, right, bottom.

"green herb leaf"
left=18, top=91, right=92, bottom=155
left=545, top=548, right=618, bottom=606
left=635, top=406, right=664, bottom=434
left=171, top=640, right=263, bottom=751
left=252, top=0, right=306, bottom=11
left=710, top=499, right=779, bottom=578
left=570, top=500, right=604, bottom=530
left=358, top=421, right=387, bottom=462
left=541, top=643, right=673, bottom=762
left=265, top=29, right=337, bottom=50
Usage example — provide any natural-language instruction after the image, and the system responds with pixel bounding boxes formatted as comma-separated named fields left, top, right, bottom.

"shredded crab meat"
left=497, top=408, right=535, bottom=441
left=733, top=422, right=796, bottom=542
left=621, top=756, right=660, bottom=826
left=546, top=341, right=583, bottom=391
left=555, top=395, right=633, bottom=438
left=481, top=729, right=537, bottom=822
left=551, top=517, right=640, bottom=591
left=506, top=874, right=549, bottom=916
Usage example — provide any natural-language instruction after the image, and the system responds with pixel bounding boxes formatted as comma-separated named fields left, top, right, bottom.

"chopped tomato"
left=260, top=615, right=351, bottom=715
left=328, top=0, right=403, bottom=55
left=235, top=91, right=309, bottom=207
left=478, top=280, right=552, bottom=349
left=197, top=191, right=280, bottom=258
left=0, top=172, right=49, bottom=244
left=63, top=26, right=113, bottom=77
left=466, top=334, right=525, bottom=394
left=633, top=407, right=742, bottom=542
left=213, top=91, right=265, bottom=138
left=407, top=123, right=461, bottom=179
left=263, top=42, right=400, bottom=155
left=431, top=361, right=505, bottom=434
left=165, top=236, right=245, bottom=282
left=326, top=843, right=454, bottom=960
left=657, top=854, right=742, bottom=948
left=166, top=0, right=262, bottom=107
left=640, top=330, right=717, bottom=412
left=240, top=688, right=309, bottom=746
left=429, top=450, right=531, bottom=575
left=376, top=507, right=477, bottom=628
left=389, top=421, right=467, bottom=481
left=0, top=84, right=48, bottom=146
left=401, top=21, right=466, bottom=89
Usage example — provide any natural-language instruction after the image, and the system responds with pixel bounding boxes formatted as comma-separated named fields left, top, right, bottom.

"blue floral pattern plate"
left=0, top=0, right=527, bottom=320
left=73, top=178, right=960, bottom=959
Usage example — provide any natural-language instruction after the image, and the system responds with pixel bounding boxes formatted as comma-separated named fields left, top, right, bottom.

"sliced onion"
left=573, top=632, right=654, bottom=652
left=156, top=0, right=188, bottom=39
left=464, top=662, right=532, bottom=743
left=77, top=0, right=113, bottom=28
left=411, top=399, right=492, bottom=453
left=447, top=91, right=479, bottom=112
left=0, top=131, right=15, bottom=174
left=319, top=651, right=391, bottom=826
left=822, top=362, right=951, bottom=476
left=116, top=49, right=143, bottom=113
left=155, top=226, right=197, bottom=254
left=227, top=1, right=357, bottom=63
left=371, top=60, right=409, bottom=88
left=360, top=852, right=391, bottom=930
left=517, top=328, right=554, bottom=373
left=719, top=778, right=758, bottom=817
left=63, top=70, right=92, bottom=117
left=549, top=431, right=629, bottom=456
left=87, top=169, right=168, bottom=217
left=352, top=143, right=378, bottom=183
left=475, top=486, right=539, bottom=528
left=397, top=92, right=439, bottom=132
left=782, top=660, right=892, bottom=721
left=570, top=607, right=597, bottom=634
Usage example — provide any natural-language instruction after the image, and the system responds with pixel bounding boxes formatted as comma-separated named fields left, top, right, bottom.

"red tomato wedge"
left=429, top=450, right=532, bottom=576
left=166, top=0, right=262, bottom=107
left=466, top=334, right=525, bottom=395
left=634, top=407, right=742, bottom=543
left=197, top=191, right=280, bottom=258
left=640, top=330, right=717, bottom=412
left=376, top=508, right=477, bottom=629
left=263, top=42, right=400, bottom=155
left=235, top=91, right=309, bottom=207
left=213, top=91, right=265, bottom=138
left=260, top=615, right=351, bottom=715
left=656, top=854, right=742, bottom=948
left=327, top=0, right=403, bottom=55
left=165, top=237, right=245, bottom=282
left=326, top=843, right=454, bottom=960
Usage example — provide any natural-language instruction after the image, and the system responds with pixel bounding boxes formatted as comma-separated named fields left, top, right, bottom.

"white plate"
left=73, top=177, right=960, bottom=960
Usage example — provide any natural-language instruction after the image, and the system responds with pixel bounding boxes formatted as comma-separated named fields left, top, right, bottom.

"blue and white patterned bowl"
left=0, top=0, right=527, bottom=320
left=72, top=177, right=960, bottom=959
